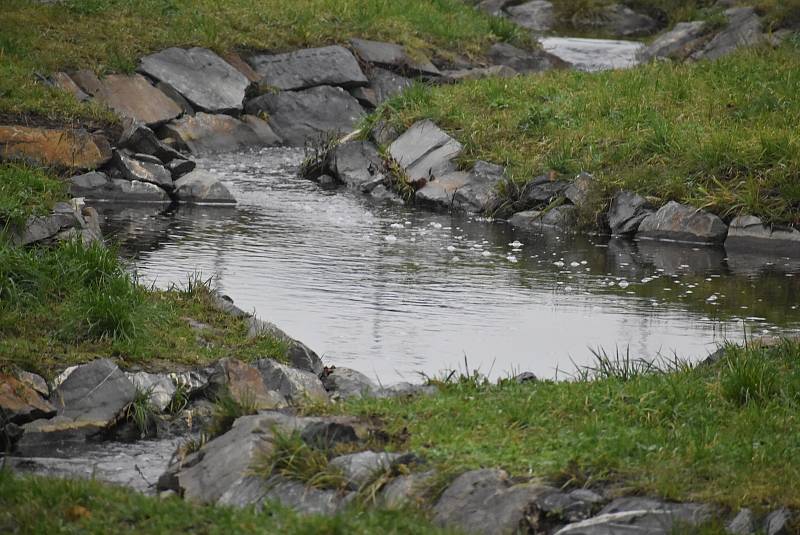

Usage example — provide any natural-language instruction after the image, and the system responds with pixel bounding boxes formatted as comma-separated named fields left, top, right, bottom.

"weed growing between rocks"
left=258, top=430, right=349, bottom=490
left=299, top=132, right=340, bottom=181
left=123, top=387, right=159, bottom=439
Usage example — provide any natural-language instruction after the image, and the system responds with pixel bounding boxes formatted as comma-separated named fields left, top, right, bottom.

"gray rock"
left=369, top=67, right=414, bottom=104
left=332, top=141, right=385, bottom=190
left=371, top=119, right=401, bottom=146
left=608, top=190, right=653, bottom=236
left=416, top=172, right=470, bottom=210
left=166, top=158, right=196, bottom=179
left=522, top=176, right=569, bottom=204
left=138, top=47, right=250, bottom=112
left=161, top=112, right=281, bottom=155
left=452, top=161, right=506, bottom=213
left=105, top=179, right=171, bottom=203
left=113, top=151, right=173, bottom=190
left=506, top=1, right=555, bottom=33
left=637, top=201, right=728, bottom=244
left=14, top=370, right=49, bottom=398
left=209, top=358, right=286, bottom=410
left=125, top=372, right=176, bottom=412
left=572, top=4, right=658, bottom=37
left=564, top=172, right=593, bottom=208
left=328, top=451, right=403, bottom=490
left=248, top=46, right=368, bottom=91
left=241, top=115, right=282, bottom=146
left=727, top=508, right=756, bottom=535
left=442, top=65, right=517, bottom=83
left=477, top=0, right=511, bottom=17
left=255, top=359, right=328, bottom=404
left=693, top=8, right=764, bottom=61
left=155, top=81, right=195, bottom=115
left=367, top=184, right=403, bottom=204
left=90, top=74, right=183, bottom=126
left=487, top=42, right=568, bottom=73
left=131, top=152, right=163, bottom=165
left=11, top=212, right=76, bottom=245
left=322, top=367, right=377, bottom=400
left=349, top=86, right=378, bottom=109
left=244, top=86, right=365, bottom=147
left=246, top=317, right=323, bottom=375
left=350, top=39, right=440, bottom=77
left=514, top=372, right=538, bottom=383
left=509, top=205, right=578, bottom=232
left=300, top=421, right=358, bottom=450
left=261, top=475, right=353, bottom=515
left=725, top=215, right=800, bottom=257
left=388, top=120, right=463, bottom=182
left=173, top=169, right=236, bottom=204
left=380, top=471, right=436, bottom=509
left=639, top=21, right=708, bottom=61
left=51, top=72, right=90, bottom=102
left=117, top=121, right=183, bottom=163
left=0, top=373, right=56, bottom=425
left=765, top=508, right=794, bottom=535
left=376, top=382, right=439, bottom=399
left=539, top=37, right=644, bottom=72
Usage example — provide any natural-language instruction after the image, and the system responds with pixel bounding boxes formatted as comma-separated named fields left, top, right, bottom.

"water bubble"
left=482, top=251, right=492, bottom=257
left=506, top=255, right=518, bottom=263
left=447, top=245, right=456, bottom=252
left=385, top=235, right=397, bottom=242
left=618, top=280, right=630, bottom=289
left=430, top=222, right=443, bottom=229
left=509, top=241, right=524, bottom=248
left=706, top=295, right=718, bottom=302
left=553, top=261, right=565, bottom=267
left=570, top=261, right=580, bottom=267
left=390, top=223, right=403, bottom=229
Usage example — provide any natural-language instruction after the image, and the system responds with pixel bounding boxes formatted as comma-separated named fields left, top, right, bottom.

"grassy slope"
left=373, top=43, right=800, bottom=225
left=0, top=0, right=521, bottom=124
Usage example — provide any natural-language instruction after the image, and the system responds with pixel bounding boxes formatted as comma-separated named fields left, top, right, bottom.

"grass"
left=123, top=387, right=159, bottom=439
left=0, top=164, right=67, bottom=229
left=258, top=430, right=350, bottom=490
left=371, top=42, right=800, bottom=225
left=0, top=471, right=457, bottom=535
left=331, top=339, right=800, bottom=511
left=0, top=238, right=290, bottom=380
left=0, top=0, right=523, bottom=125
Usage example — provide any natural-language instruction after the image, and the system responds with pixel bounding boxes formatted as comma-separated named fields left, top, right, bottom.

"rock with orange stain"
left=0, top=125, right=111, bottom=170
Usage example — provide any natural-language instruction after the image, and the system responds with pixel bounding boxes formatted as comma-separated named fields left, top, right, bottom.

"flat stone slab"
left=70, top=171, right=171, bottom=203
left=388, top=120, right=462, bottom=182
left=244, top=86, right=365, bottom=147
left=331, top=140, right=385, bottom=190
left=248, top=45, right=368, bottom=91
left=92, top=74, right=182, bottom=126
left=138, top=47, right=250, bottom=112
left=0, top=125, right=111, bottom=170
left=509, top=205, right=577, bottom=232
left=161, top=112, right=280, bottom=154
left=173, top=169, right=236, bottom=204
left=637, top=201, right=728, bottom=244
left=350, top=39, right=439, bottom=76
left=539, top=37, right=644, bottom=71
left=725, top=215, right=800, bottom=257
left=113, top=151, right=173, bottom=190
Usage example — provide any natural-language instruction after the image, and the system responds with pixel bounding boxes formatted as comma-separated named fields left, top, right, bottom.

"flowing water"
left=99, top=148, right=800, bottom=383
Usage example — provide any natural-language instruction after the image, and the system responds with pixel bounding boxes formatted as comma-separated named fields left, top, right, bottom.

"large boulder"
left=244, top=86, right=365, bottom=146
left=607, top=190, right=653, bottom=236
left=539, top=37, right=644, bottom=72
left=692, top=7, right=764, bottom=62
left=255, top=359, right=328, bottom=404
left=725, top=215, right=800, bottom=257
left=388, top=120, right=462, bottom=182
left=248, top=46, right=368, bottom=91
left=331, top=141, right=385, bottom=190
left=322, top=367, right=377, bottom=400
left=636, top=201, right=728, bottom=244
left=209, top=359, right=286, bottom=410
left=160, top=112, right=281, bottom=155
left=572, top=4, right=658, bottom=37
left=90, top=74, right=182, bottom=126
left=70, top=172, right=171, bottom=203
left=138, top=47, right=250, bottom=112
left=112, top=151, right=173, bottom=190
left=487, top=43, right=568, bottom=73
left=349, top=39, right=440, bottom=77
left=509, top=205, right=578, bottom=232
left=639, top=21, right=708, bottom=62
left=173, top=169, right=236, bottom=204
left=0, top=125, right=111, bottom=170
left=0, top=374, right=56, bottom=425
left=506, top=1, right=555, bottom=33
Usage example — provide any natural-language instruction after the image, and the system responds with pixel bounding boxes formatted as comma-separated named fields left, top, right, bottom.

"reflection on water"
left=101, top=149, right=800, bottom=382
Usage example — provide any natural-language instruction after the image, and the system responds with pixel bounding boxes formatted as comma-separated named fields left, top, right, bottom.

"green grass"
left=0, top=164, right=67, bottom=228
left=0, top=471, right=457, bottom=535
left=332, top=340, right=800, bottom=511
left=0, top=238, right=289, bottom=380
left=372, top=42, right=800, bottom=225
left=0, top=0, right=523, bottom=125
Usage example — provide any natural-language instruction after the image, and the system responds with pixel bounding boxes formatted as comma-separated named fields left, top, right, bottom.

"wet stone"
left=509, top=205, right=578, bottom=232
left=117, top=121, right=183, bottom=164
left=608, top=190, right=653, bottom=236
left=331, top=140, right=385, bottom=190
left=637, top=201, right=728, bottom=244
left=161, top=112, right=281, bottom=155
left=173, top=169, right=236, bottom=205
left=248, top=45, right=368, bottom=91
left=113, top=151, right=173, bottom=190
left=388, top=120, right=462, bottom=182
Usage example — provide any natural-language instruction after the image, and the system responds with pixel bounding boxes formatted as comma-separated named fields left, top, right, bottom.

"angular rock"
left=0, top=374, right=56, bottom=425
left=522, top=176, right=569, bottom=204
left=69, top=69, right=105, bottom=97
left=248, top=46, right=368, bottom=91
left=349, top=86, right=378, bottom=109
left=131, top=153, right=163, bottom=165
left=443, top=65, right=517, bottom=83
left=639, top=21, right=708, bottom=61
left=369, top=67, right=414, bottom=104
left=92, top=74, right=182, bottom=126
left=322, top=367, right=376, bottom=400
left=572, top=4, right=658, bottom=37
left=452, top=161, right=505, bottom=213
left=416, top=172, right=470, bottom=210
left=0, top=125, right=111, bottom=170
left=221, top=51, right=261, bottom=83
left=300, top=420, right=359, bottom=450
left=240, top=115, right=282, bottom=147
left=161, top=112, right=280, bottom=155
left=350, top=39, right=439, bottom=77
left=724, top=215, right=800, bottom=257
left=608, top=190, right=653, bottom=236
left=329, top=451, right=403, bottom=490
left=244, top=86, right=365, bottom=147
left=380, top=471, right=436, bottom=509
left=51, top=72, right=89, bottom=101
left=117, top=121, right=183, bottom=163
left=371, top=119, right=401, bottom=146
left=255, top=359, right=328, bottom=404
left=693, top=8, right=764, bottom=61
left=15, top=370, right=49, bottom=398
left=138, top=47, right=250, bottom=112
left=331, top=140, right=384, bottom=190
left=765, top=508, right=794, bottom=535
left=260, top=475, right=353, bottom=515
left=564, top=172, right=593, bottom=207
left=506, top=1, right=555, bottom=33
left=210, top=358, right=286, bottom=410
left=509, top=205, right=577, bottom=232
left=388, top=120, right=462, bottom=181
left=55, top=205, right=102, bottom=246
left=173, top=169, right=236, bottom=204
left=126, top=372, right=176, bottom=412
left=637, top=201, right=728, bottom=244
left=246, top=317, right=323, bottom=375
left=539, top=37, right=644, bottom=72
left=487, top=42, right=568, bottom=73
left=113, top=151, right=173, bottom=190
left=155, top=82, right=195, bottom=115
left=166, top=158, right=196, bottom=179
left=727, top=508, right=756, bottom=535
left=70, top=172, right=171, bottom=203
left=11, top=212, right=76, bottom=246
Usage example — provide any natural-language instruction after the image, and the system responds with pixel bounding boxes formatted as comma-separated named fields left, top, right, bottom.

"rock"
left=56, top=206, right=102, bottom=245
left=14, top=370, right=49, bottom=398
left=300, top=421, right=359, bottom=450
left=477, top=0, right=511, bottom=17
left=221, top=51, right=261, bottom=83
left=637, top=201, right=728, bottom=244
left=117, top=121, right=183, bottom=163
left=260, top=475, right=353, bottom=515
left=70, top=172, right=171, bottom=203
left=388, top=120, right=462, bottom=182
left=125, top=372, right=176, bottom=412
left=572, top=4, right=658, bottom=37
left=514, top=372, right=538, bottom=383
left=50, top=72, right=89, bottom=101
left=765, top=508, right=794, bottom=535
left=0, top=374, right=56, bottom=425
left=416, top=172, right=470, bottom=210
left=173, top=169, right=236, bottom=204
left=330, top=140, right=385, bottom=190
left=724, top=216, right=800, bottom=257
left=506, top=1, right=555, bottom=33
left=380, top=471, right=436, bottom=509
left=349, top=86, right=378, bottom=109
left=349, top=39, right=439, bottom=77
left=0, top=125, right=111, bottom=170
left=539, top=37, right=644, bottom=72
left=727, top=508, right=756, bottom=535
left=240, top=115, right=282, bottom=147
left=564, top=172, right=593, bottom=207
left=10, top=212, right=77, bottom=246
left=368, top=67, right=414, bottom=104
left=450, top=161, right=505, bottom=213
left=246, top=317, right=323, bottom=375
left=112, top=151, right=173, bottom=190
left=210, top=359, right=286, bottom=410
left=371, top=119, right=401, bottom=146
left=329, top=451, right=403, bottom=490
left=367, top=184, right=403, bottom=204
left=154, top=82, right=195, bottom=115
left=639, top=21, right=708, bottom=61
left=487, top=42, right=568, bottom=73
left=255, top=359, right=328, bottom=404
left=248, top=46, right=368, bottom=91
left=522, top=176, right=570, bottom=204
left=322, top=367, right=377, bottom=400
left=90, top=74, right=182, bottom=126
left=693, top=8, right=764, bottom=61
left=555, top=497, right=717, bottom=534
left=245, top=86, right=364, bottom=147
left=166, top=158, right=196, bottom=179
left=376, top=383, right=438, bottom=399
left=509, top=205, right=578, bottom=232
left=608, top=190, right=653, bottom=236
left=132, top=153, right=163, bottom=165
left=443, top=65, right=517, bottom=83
left=138, top=47, right=250, bottom=112
left=161, top=112, right=281, bottom=155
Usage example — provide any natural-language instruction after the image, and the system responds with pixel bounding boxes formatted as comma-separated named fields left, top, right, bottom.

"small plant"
left=168, top=272, right=214, bottom=298
left=299, top=132, right=339, bottom=181
left=166, top=380, right=190, bottom=415
left=124, top=387, right=158, bottom=439
left=205, top=389, right=259, bottom=440
left=578, top=347, right=658, bottom=382
left=256, top=430, right=347, bottom=490
left=719, top=346, right=779, bottom=406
